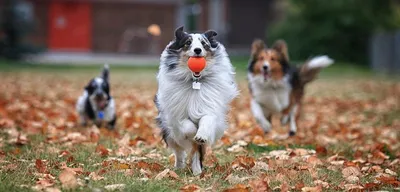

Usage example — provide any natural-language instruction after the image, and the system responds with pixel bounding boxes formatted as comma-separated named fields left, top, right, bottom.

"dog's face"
left=250, top=39, right=290, bottom=81
left=168, top=26, right=219, bottom=78
left=85, top=77, right=110, bottom=110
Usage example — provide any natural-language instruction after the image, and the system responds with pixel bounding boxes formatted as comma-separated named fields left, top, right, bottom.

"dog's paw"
left=194, top=135, right=207, bottom=145
left=289, top=131, right=296, bottom=136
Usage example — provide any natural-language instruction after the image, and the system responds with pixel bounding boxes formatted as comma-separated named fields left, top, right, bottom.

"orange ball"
left=188, top=57, right=206, bottom=73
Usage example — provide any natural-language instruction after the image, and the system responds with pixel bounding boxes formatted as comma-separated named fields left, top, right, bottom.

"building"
left=1, top=0, right=279, bottom=55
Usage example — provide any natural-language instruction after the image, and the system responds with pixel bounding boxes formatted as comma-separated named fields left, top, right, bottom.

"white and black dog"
left=155, top=26, right=238, bottom=175
left=76, top=64, right=116, bottom=129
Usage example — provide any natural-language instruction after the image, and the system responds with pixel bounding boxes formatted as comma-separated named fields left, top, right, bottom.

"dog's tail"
left=299, top=55, right=333, bottom=84
left=101, top=63, right=109, bottom=81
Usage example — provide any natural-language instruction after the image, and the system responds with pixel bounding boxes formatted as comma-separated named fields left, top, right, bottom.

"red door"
left=48, top=2, right=91, bottom=51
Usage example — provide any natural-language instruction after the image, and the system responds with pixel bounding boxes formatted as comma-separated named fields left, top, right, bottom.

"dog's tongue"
left=263, top=72, right=269, bottom=80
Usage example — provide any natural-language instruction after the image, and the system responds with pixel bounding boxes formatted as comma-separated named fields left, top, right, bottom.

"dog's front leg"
left=194, top=115, right=217, bottom=145
left=251, top=99, right=272, bottom=133
left=288, top=105, right=298, bottom=136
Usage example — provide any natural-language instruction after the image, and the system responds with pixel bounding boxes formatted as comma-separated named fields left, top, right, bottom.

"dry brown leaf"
left=248, top=177, right=270, bottom=192
left=59, top=170, right=77, bottom=189
left=345, top=175, right=359, bottom=184
left=307, top=156, right=323, bottom=166
left=280, top=182, right=289, bottom=192
left=223, top=184, right=250, bottom=192
left=301, top=185, right=322, bottom=192
left=89, top=172, right=104, bottom=181
left=180, top=184, right=201, bottom=192
left=154, top=169, right=170, bottom=180
left=95, top=145, right=110, bottom=157
left=344, top=184, right=363, bottom=191
left=233, top=156, right=255, bottom=171
left=35, top=159, right=48, bottom=173
left=342, top=166, right=361, bottom=178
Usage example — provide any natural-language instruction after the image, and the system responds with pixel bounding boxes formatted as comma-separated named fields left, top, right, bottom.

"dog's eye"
left=185, top=41, right=192, bottom=46
left=270, top=58, right=275, bottom=61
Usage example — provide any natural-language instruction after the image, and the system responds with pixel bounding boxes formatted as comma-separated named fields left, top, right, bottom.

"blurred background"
left=0, top=0, right=400, bottom=73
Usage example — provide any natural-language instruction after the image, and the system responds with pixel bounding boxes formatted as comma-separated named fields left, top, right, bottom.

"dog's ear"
left=251, top=39, right=266, bottom=58
left=203, top=30, right=218, bottom=48
left=85, top=80, right=94, bottom=92
left=169, top=26, right=189, bottom=50
left=174, top=26, right=186, bottom=40
left=101, top=64, right=109, bottom=82
left=272, top=40, right=289, bottom=61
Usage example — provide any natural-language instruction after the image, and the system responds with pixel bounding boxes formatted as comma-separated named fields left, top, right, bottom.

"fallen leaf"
left=345, top=175, right=359, bottom=184
left=59, top=170, right=77, bottom=189
left=223, top=184, right=250, bottom=192
left=154, top=169, right=170, bottom=180
left=95, top=145, right=110, bottom=157
left=233, top=156, right=255, bottom=171
left=35, top=159, right=48, bottom=173
left=301, top=186, right=322, bottom=192
left=89, top=172, right=104, bottom=181
left=342, top=166, right=361, bottom=178
left=384, top=168, right=398, bottom=176
left=280, top=182, right=289, bottom=192
left=180, top=184, right=201, bottom=192
left=248, top=177, right=270, bottom=192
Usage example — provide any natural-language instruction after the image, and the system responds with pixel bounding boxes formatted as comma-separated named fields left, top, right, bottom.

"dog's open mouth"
left=193, top=72, right=201, bottom=78
left=263, top=71, right=269, bottom=80
left=95, top=97, right=107, bottom=110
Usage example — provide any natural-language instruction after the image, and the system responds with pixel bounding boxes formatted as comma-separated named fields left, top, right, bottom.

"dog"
left=248, top=39, right=333, bottom=136
left=154, top=26, right=238, bottom=175
left=76, top=64, right=116, bottom=129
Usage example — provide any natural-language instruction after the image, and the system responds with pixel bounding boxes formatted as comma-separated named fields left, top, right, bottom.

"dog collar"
left=192, top=76, right=201, bottom=90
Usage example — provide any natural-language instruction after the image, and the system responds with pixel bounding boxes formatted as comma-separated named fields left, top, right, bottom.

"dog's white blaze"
left=263, top=61, right=270, bottom=69
left=94, top=77, right=103, bottom=85
left=307, top=55, right=334, bottom=69
left=248, top=74, right=291, bottom=113
left=187, top=34, right=207, bottom=57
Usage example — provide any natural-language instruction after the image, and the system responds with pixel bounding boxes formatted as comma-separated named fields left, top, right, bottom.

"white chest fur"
left=249, top=74, right=291, bottom=113
left=158, top=77, right=235, bottom=126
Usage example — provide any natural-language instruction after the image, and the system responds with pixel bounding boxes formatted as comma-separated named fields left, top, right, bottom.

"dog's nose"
left=263, top=65, right=269, bottom=71
left=95, top=91, right=103, bottom=98
left=194, top=48, right=202, bottom=55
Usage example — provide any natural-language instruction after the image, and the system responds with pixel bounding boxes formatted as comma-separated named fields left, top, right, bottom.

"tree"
left=267, top=0, right=400, bottom=64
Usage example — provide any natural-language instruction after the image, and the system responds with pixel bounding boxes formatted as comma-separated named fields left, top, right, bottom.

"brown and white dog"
left=247, top=39, right=333, bottom=136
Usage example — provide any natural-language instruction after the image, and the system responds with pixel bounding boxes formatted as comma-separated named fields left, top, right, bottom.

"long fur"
left=155, top=27, right=238, bottom=175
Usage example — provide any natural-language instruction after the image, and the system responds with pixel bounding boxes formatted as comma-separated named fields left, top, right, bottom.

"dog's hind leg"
left=166, top=137, right=186, bottom=169
left=251, top=99, right=272, bottom=133
left=190, top=142, right=205, bottom=175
